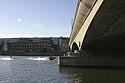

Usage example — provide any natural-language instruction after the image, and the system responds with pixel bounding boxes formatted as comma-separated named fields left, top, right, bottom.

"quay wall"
left=58, top=50, right=125, bottom=67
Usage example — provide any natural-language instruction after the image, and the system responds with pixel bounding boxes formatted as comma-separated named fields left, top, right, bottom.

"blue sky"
left=0, top=0, right=77, bottom=38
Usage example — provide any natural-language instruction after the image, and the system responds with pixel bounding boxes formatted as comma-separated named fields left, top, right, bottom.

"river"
left=0, top=56, right=125, bottom=83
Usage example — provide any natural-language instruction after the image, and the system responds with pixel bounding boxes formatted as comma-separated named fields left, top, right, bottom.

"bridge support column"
left=58, top=50, right=125, bottom=67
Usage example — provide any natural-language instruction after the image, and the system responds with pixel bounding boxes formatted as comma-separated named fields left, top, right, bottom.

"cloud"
left=33, top=24, right=42, bottom=27
left=17, top=19, right=22, bottom=22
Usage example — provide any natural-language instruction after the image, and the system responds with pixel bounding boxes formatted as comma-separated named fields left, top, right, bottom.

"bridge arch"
left=72, top=42, right=79, bottom=52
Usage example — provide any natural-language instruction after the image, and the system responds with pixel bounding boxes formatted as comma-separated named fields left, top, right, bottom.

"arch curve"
left=72, top=42, right=79, bottom=52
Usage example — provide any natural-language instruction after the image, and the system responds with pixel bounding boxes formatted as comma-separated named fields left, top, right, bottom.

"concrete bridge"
left=58, top=0, right=125, bottom=67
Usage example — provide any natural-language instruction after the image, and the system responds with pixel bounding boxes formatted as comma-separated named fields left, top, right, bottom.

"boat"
left=10, top=56, right=14, bottom=60
left=49, top=56, right=56, bottom=60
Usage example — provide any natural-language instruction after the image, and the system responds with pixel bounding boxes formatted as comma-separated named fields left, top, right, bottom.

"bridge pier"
left=58, top=50, right=125, bottom=67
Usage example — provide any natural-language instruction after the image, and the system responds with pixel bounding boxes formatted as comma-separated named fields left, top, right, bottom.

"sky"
left=0, top=0, right=77, bottom=38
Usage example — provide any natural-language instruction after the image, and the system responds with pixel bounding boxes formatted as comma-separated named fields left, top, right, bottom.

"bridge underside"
left=59, top=0, right=125, bottom=67
left=81, top=0, right=125, bottom=50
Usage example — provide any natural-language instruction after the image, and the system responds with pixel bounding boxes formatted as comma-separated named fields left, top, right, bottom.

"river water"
left=0, top=56, right=125, bottom=83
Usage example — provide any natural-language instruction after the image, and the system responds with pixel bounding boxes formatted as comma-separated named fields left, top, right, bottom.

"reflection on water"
left=0, top=56, right=125, bottom=83
left=59, top=67, right=125, bottom=83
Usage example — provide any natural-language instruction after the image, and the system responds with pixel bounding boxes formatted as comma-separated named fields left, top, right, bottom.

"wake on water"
left=26, top=57, right=49, bottom=60
left=0, top=57, right=13, bottom=60
left=0, top=56, right=50, bottom=61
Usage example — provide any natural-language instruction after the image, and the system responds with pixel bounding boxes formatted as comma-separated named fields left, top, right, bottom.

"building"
left=59, top=37, right=69, bottom=52
left=0, top=42, right=2, bottom=51
left=50, top=37, right=60, bottom=52
left=0, top=37, right=69, bottom=53
left=0, top=38, right=54, bottom=52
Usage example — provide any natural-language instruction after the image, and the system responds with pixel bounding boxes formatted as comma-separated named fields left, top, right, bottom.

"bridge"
left=58, top=0, right=125, bottom=67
